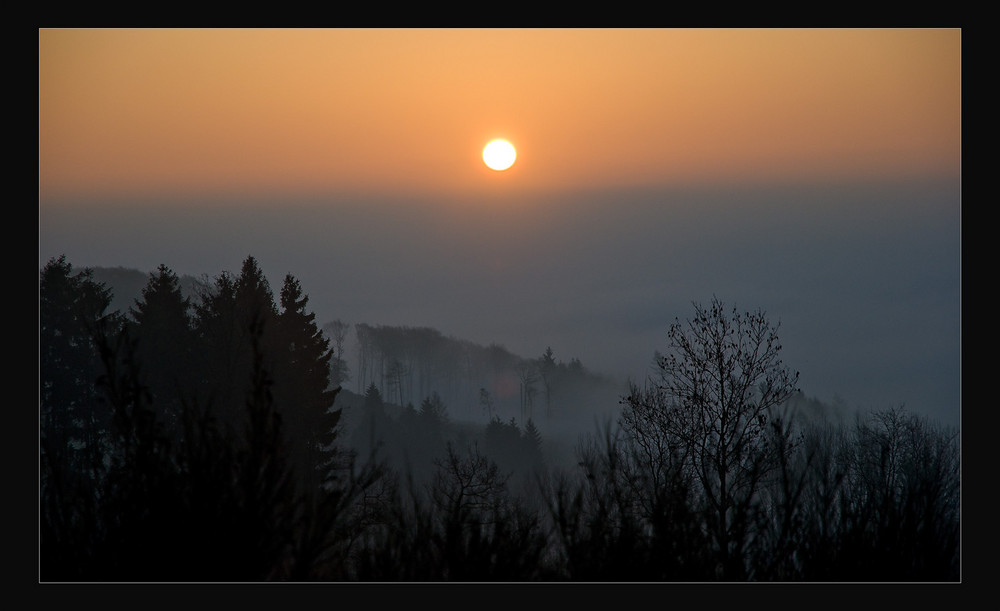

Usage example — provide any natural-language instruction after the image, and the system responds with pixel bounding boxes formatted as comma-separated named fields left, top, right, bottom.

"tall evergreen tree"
left=39, top=255, right=119, bottom=479
left=234, top=256, right=278, bottom=327
left=191, top=257, right=346, bottom=489
left=273, top=274, right=342, bottom=489
left=192, top=270, right=242, bottom=432
left=192, top=256, right=278, bottom=435
left=128, top=264, right=196, bottom=441
left=39, top=255, right=127, bottom=578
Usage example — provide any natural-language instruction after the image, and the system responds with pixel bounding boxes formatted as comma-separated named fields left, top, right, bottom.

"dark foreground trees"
left=39, top=262, right=959, bottom=581
left=39, top=255, right=376, bottom=580
left=39, top=256, right=118, bottom=489
left=600, top=298, right=959, bottom=581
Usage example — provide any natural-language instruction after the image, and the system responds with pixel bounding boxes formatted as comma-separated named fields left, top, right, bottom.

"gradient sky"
left=40, top=28, right=959, bottom=199
left=38, top=29, right=962, bottom=427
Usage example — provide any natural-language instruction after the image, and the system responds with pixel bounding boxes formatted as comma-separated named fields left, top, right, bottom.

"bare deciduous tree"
left=621, top=297, right=799, bottom=579
left=323, top=319, right=351, bottom=387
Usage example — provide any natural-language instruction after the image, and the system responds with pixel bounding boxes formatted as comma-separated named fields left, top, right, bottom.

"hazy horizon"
left=39, top=175, right=960, bottom=428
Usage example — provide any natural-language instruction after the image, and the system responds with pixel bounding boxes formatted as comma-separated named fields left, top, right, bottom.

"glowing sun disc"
left=483, top=139, right=516, bottom=171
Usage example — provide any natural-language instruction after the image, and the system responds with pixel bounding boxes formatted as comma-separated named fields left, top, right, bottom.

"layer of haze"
left=38, top=29, right=961, bottom=427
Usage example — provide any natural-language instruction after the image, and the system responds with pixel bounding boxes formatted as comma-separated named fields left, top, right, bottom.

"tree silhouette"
left=419, top=392, right=449, bottom=426
left=323, top=319, right=352, bottom=387
left=521, top=418, right=544, bottom=470
left=515, top=360, right=539, bottom=424
left=40, top=258, right=383, bottom=581
left=351, top=382, right=389, bottom=463
left=39, top=256, right=119, bottom=477
left=829, top=407, right=960, bottom=580
left=273, top=273, right=342, bottom=491
left=538, top=346, right=556, bottom=421
left=190, top=255, right=280, bottom=436
left=621, top=297, right=799, bottom=579
left=128, top=264, right=196, bottom=442
left=39, top=256, right=122, bottom=579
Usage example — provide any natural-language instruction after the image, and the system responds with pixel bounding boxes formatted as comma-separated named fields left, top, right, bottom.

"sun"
left=483, top=139, right=516, bottom=171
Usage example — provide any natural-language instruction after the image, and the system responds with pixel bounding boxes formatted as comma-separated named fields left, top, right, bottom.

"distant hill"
left=83, top=265, right=626, bottom=440
left=89, top=266, right=210, bottom=316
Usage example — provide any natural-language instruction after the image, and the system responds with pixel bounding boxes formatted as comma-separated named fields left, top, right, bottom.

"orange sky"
left=38, top=28, right=961, bottom=202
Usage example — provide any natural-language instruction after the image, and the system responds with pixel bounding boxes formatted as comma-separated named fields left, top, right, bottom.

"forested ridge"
left=39, top=254, right=960, bottom=582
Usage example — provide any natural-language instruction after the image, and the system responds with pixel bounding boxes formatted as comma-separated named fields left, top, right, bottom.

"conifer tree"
left=39, top=255, right=119, bottom=479
left=273, top=274, right=342, bottom=489
left=128, top=264, right=195, bottom=441
left=419, top=392, right=449, bottom=426
left=521, top=418, right=544, bottom=470
left=353, top=382, right=387, bottom=461
left=192, top=256, right=278, bottom=435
